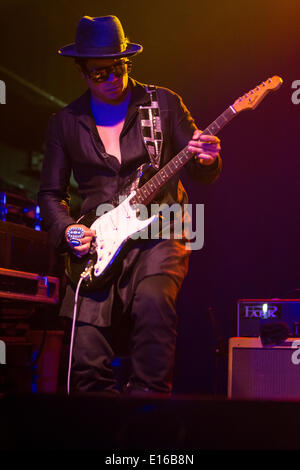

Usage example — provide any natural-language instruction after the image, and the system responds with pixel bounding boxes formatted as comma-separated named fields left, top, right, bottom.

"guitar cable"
left=66, top=260, right=94, bottom=395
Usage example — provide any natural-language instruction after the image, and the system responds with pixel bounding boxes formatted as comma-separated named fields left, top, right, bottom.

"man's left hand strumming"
left=188, top=129, right=221, bottom=166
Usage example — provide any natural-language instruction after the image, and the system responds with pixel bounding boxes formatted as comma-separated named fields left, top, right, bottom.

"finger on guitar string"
left=200, top=143, right=221, bottom=153
left=198, top=134, right=221, bottom=144
left=188, top=139, right=221, bottom=151
left=194, top=152, right=218, bottom=166
left=189, top=145, right=220, bottom=157
left=188, top=138, right=221, bottom=158
left=191, top=129, right=221, bottom=144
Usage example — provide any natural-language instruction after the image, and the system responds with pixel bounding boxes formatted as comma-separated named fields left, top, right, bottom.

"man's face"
left=81, top=57, right=130, bottom=103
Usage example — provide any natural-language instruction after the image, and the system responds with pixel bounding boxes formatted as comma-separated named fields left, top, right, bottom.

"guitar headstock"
left=232, top=76, right=283, bottom=113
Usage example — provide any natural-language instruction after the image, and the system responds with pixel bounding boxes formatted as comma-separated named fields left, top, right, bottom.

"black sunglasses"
left=84, top=59, right=132, bottom=83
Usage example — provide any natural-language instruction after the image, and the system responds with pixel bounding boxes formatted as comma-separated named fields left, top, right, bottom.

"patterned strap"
left=139, top=85, right=163, bottom=170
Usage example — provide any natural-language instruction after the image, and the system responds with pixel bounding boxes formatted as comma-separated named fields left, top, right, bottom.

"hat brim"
left=58, top=42, right=143, bottom=58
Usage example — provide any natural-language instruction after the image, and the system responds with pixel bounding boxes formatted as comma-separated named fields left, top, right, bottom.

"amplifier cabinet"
left=228, top=337, right=300, bottom=400
left=237, top=299, right=300, bottom=337
left=0, top=220, right=59, bottom=275
left=0, top=268, right=59, bottom=304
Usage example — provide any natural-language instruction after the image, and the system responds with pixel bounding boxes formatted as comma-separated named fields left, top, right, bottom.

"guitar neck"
left=131, top=105, right=237, bottom=206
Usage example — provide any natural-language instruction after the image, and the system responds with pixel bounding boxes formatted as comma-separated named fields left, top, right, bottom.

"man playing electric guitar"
left=38, top=15, right=221, bottom=395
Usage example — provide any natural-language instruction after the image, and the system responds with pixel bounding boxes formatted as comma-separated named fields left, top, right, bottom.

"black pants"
left=68, top=274, right=180, bottom=395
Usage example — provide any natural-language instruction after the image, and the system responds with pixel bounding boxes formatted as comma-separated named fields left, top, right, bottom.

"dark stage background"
left=0, top=0, right=299, bottom=395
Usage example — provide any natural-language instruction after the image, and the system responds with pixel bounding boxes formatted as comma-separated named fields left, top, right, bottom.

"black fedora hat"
left=58, top=15, right=143, bottom=58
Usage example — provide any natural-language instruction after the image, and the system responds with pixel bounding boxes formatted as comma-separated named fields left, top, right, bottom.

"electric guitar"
left=66, top=75, right=283, bottom=290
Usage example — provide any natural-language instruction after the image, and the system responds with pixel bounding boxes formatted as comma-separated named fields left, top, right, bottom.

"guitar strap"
left=139, top=85, right=163, bottom=170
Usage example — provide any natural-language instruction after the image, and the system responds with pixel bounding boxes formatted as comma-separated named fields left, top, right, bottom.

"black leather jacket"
left=38, top=78, right=221, bottom=250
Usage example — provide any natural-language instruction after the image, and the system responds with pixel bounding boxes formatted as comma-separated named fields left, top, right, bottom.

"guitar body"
left=66, top=163, right=158, bottom=291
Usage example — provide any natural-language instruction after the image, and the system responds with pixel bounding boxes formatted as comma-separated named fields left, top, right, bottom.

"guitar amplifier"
left=237, top=299, right=300, bottom=337
left=0, top=220, right=60, bottom=275
left=0, top=268, right=59, bottom=304
left=228, top=337, right=300, bottom=399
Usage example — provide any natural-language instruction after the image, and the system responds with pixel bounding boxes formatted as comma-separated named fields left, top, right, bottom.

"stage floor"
left=1, top=393, right=300, bottom=451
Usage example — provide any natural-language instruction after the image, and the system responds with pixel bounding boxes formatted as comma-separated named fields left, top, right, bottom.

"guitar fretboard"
left=130, top=106, right=236, bottom=206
